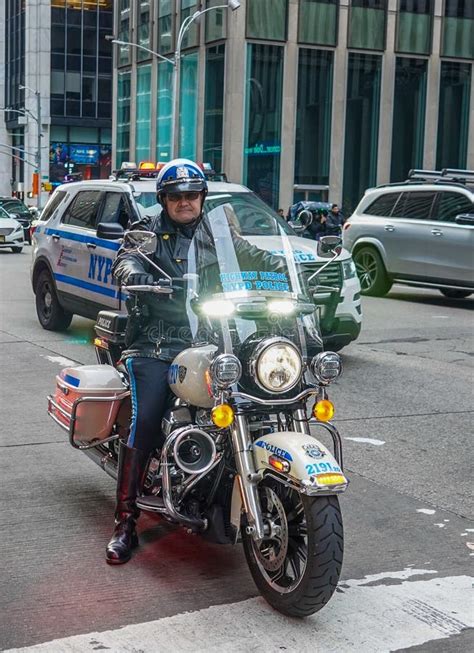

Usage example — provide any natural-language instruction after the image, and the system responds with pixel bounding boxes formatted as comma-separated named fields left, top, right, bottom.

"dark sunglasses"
left=166, top=191, right=201, bottom=203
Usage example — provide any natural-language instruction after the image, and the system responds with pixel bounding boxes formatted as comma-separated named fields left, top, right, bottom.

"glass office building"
left=1, top=0, right=113, bottom=200
left=111, top=1, right=473, bottom=213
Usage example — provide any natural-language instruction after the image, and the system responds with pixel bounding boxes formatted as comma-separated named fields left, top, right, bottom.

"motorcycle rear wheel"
left=242, top=480, right=343, bottom=617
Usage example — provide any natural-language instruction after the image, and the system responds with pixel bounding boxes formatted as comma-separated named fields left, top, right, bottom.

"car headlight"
left=210, top=354, right=242, bottom=388
left=342, top=259, right=357, bottom=279
left=311, top=352, right=343, bottom=385
left=253, top=339, right=302, bottom=394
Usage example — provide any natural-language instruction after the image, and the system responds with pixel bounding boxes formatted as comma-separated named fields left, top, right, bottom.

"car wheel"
left=35, top=270, right=73, bottom=331
left=353, top=246, right=392, bottom=297
left=439, top=289, right=472, bottom=299
left=11, top=246, right=23, bottom=253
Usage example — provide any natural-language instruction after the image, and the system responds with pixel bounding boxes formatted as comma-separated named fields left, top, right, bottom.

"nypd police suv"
left=31, top=166, right=362, bottom=350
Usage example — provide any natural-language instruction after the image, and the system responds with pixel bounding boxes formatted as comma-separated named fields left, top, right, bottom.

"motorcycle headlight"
left=253, top=339, right=302, bottom=394
left=311, top=351, right=343, bottom=385
left=342, top=259, right=357, bottom=279
left=210, top=353, right=242, bottom=388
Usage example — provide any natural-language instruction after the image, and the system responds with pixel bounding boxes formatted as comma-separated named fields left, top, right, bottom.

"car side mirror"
left=97, top=222, right=124, bottom=240
left=317, top=235, right=343, bottom=258
left=455, top=213, right=474, bottom=226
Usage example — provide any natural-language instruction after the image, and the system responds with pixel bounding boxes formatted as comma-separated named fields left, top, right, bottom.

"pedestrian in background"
left=326, top=203, right=345, bottom=236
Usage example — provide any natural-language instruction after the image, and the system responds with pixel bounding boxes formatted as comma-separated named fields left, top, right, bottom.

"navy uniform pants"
left=125, top=357, right=170, bottom=453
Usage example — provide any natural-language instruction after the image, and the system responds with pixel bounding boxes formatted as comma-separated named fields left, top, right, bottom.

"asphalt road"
left=0, top=247, right=473, bottom=652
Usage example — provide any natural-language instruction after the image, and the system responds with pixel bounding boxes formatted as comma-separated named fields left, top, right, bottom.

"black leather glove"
left=125, top=272, right=154, bottom=286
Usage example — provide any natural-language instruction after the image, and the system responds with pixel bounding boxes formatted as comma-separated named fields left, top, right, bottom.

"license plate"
left=0, top=235, right=5, bottom=243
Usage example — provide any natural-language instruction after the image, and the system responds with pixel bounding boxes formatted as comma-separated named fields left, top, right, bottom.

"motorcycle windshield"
left=185, top=202, right=322, bottom=357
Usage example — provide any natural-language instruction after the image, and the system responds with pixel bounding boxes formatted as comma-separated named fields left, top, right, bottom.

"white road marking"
left=432, top=315, right=450, bottom=319
left=4, top=574, right=472, bottom=653
left=417, top=508, right=436, bottom=515
left=43, top=355, right=77, bottom=367
left=466, top=528, right=474, bottom=532
left=466, top=542, right=474, bottom=550
left=434, top=523, right=446, bottom=528
left=345, top=437, right=385, bottom=446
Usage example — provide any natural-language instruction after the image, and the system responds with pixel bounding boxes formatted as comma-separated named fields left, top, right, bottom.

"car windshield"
left=206, top=192, right=294, bottom=236
left=0, top=207, right=12, bottom=220
left=0, top=199, right=30, bottom=218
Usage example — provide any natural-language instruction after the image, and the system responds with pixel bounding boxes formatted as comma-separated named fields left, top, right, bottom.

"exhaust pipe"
left=82, top=445, right=118, bottom=481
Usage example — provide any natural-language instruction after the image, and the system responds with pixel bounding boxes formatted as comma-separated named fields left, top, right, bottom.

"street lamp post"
left=109, top=0, right=240, bottom=161
left=19, top=84, right=43, bottom=209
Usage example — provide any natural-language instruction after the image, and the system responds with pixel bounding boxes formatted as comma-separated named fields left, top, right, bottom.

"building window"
left=118, top=0, right=131, bottom=66
left=156, top=62, right=173, bottom=162
left=158, top=0, right=174, bottom=54
left=137, top=0, right=152, bottom=62
left=396, top=0, right=433, bottom=55
left=343, top=53, right=382, bottom=213
left=295, top=49, right=333, bottom=187
left=442, top=0, right=474, bottom=59
left=348, top=0, right=387, bottom=51
left=204, top=44, right=226, bottom=172
left=206, top=0, right=227, bottom=42
left=136, top=65, right=152, bottom=162
left=390, top=58, right=427, bottom=182
left=117, top=71, right=131, bottom=166
left=246, top=0, right=287, bottom=41
left=179, top=51, right=199, bottom=160
left=298, top=0, right=338, bottom=46
left=180, top=0, right=199, bottom=50
left=436, top=62, right=471, bottom=170
left=244, top=44, right=284, bottom=208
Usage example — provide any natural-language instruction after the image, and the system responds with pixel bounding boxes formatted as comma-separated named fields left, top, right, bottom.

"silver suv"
left=343, top=169, right=474, bottom=299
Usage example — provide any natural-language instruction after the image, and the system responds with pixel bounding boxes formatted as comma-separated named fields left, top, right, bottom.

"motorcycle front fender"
left=252, top=431, right=349, bottom=496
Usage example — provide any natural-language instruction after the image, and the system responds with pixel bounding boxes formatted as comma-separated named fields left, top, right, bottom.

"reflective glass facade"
left=204, top=44, right=226, bottom=172
left=343, top=53, right=382, bottom=212
left=136, top=0, right=152, bottom=62
left=442, top=0, right=474, bottom=59
left=298, top=0, right=338, bottom=46
left=50, top=0, right=112, bottom=118
left=390, top=58, right=427, bottom=182
left=158, top=0, right=173, bottom=54
left=135, top=65, right=152, bottom=161
left=348, top=0, right=387, bottom=51
left=247, top=0, right=287, bottom=41
left=156, top=62, right=173, bottom=162
left=116, top=71, right=131, bottom=166
left=295, top=49, right=333, bottom=186
left=179, top=52, right=199, bottom=160
left=180, top=0, right=199, bottom=50
left=396, top=0, right=433, bottom=55
left=206, top=0, right=227, bottom=42
left=436, top=62, right=471, bottom=170
left=5, top=0, right=25, bottom=113
left=244, top=44, right=284, bottom=208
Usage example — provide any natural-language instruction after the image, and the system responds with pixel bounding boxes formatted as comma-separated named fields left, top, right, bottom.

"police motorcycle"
left=47, top=203, right=348, bottom=618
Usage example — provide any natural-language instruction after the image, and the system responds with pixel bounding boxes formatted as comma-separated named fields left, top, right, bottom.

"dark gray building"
left=0, top=0, right=113, bottom=204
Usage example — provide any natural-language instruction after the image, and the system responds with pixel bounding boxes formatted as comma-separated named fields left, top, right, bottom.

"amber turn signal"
left=211, top=403, right=235, bottom=428
left=313, top=399, right=335, bottom=422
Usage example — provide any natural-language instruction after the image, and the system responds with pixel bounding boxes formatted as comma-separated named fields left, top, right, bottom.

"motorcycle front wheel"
left=242, top=480, right=343, bottom=617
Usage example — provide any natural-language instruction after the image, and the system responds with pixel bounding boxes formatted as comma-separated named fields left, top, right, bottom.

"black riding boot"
left=106, top=442, right=149, bottom=565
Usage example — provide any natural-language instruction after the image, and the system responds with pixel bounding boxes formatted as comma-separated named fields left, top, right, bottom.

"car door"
left=428, top=191, right=474, bottom=285
left=386, top=190, right=438, bottom=278
left=54, top=189, right=120, bottom=312
left=94, top=190, right=136, bottom=309
left=357, top=191, right=403, bottom=272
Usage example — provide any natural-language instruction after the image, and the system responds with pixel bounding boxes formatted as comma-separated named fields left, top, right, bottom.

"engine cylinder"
left=172, top=428, right=217, bottom=475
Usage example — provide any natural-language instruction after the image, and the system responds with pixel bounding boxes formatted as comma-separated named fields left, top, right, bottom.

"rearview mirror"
left=317, top=235, right=343, bottom=258
left=124, top=229, right=157, bottom=254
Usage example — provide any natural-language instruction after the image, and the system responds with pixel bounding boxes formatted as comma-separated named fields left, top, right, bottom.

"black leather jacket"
left=113, top=211, right=288, bottom=361
left=112, top=210, right=197, bottom=361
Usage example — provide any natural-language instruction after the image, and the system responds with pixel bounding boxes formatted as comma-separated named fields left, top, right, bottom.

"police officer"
left=106, top=159, right=208, bottom=564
